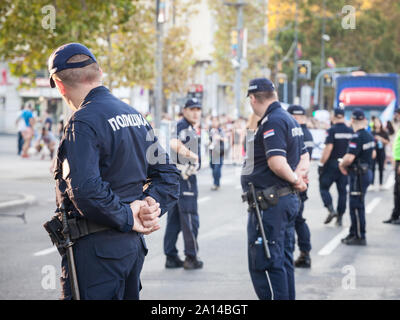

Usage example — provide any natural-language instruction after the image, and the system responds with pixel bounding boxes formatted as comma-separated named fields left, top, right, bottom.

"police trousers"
left=295, top=192, right=312, bottom=253
left=348, top=170, right=372, bottom=239
left=60, top=230, right=147, bottom=300
left=247, top=193, right=299, bottom=300
left=164, top=175, right=199, bottom=258
left=319, top=160, right=348, bottom=215
left=392, top=160, right=400, bottom=220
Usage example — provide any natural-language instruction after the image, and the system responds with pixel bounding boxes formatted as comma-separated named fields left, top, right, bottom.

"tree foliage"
left=0, top=0, right=195, bottom=94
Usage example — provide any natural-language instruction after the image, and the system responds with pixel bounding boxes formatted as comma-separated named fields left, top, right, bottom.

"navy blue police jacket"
left=54, top=86, right=180, bottom=233
left=171, top=117, right=201, bottom=167
left=241, top=101, right=307, bottom=192
left=301, top=124, right=314, bottom=158
left=346, top=128, right=375, bottom=170
left=325, top=123, right=354, bottom=161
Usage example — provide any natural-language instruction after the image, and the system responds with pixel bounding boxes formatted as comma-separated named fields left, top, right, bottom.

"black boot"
left=324, top=204, right=338, bottom=224
left=294, top=251, right=311, bottom=268
left=392, top=218, right=400, bottom=225
left=335, top=214, right=343, bottom=227
left=183, top=256, right=203, bottom=270
left=341, top=235, right=366, bottom=246
left=165, top=255, right=184, bottom=269
left=383, top=217, right=395, bottom=224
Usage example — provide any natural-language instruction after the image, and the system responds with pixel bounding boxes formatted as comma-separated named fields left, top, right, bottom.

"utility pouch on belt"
left=43, top=215, right=66, bottom=255
left=242, top=186, right=294, bottom=211
left=44, top=215, right=110, bottom=255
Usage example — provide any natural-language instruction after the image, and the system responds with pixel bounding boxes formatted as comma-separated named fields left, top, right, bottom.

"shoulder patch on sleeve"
left=263, top=129, right=275, bottom=139
left=349, top=142, right=357, bottom=149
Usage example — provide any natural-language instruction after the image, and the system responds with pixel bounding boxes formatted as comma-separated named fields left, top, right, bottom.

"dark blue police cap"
left=287, top=104, right=306, bottom=116
left=48, top=43, right=97, bottom=88
left=247, top=78, right=275, bottom=97
left=352, top=109, right=366, bottom=120
left=184, top=98, right=202, bottom=109
left=334, top=108, right=345, bottom=117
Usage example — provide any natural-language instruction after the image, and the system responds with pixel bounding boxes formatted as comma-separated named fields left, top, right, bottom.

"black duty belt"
left=67, top=218, right=111, bottom=241
left=242, top=185, right=297, bottom=211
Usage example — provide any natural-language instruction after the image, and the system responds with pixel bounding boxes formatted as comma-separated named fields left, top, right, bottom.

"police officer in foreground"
left=47, top=43, right=180, bottom=299
left=241, top=78, right=310, bottom=300
left=319, top=109, right=354, bottom=226
left=287, top=105, right=313, bottom=268
left=339, top=109, right=375, bottom=246
left=163, top=98, right=203, bottom=270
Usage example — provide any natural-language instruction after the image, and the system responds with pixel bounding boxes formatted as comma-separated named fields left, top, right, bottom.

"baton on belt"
left=60, top=203, right=80, bottom=300
left=248, top=182, right=271, bottom=259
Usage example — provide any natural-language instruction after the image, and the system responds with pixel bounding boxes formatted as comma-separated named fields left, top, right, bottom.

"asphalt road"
left=1, top=134, right=400, bottom=300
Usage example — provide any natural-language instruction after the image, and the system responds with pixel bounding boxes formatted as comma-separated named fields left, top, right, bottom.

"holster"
left=43, top=215, right=110, bottom=256
left=242, top=185, right=295, bottom=211
left=43, top=215, right=66, bottom=255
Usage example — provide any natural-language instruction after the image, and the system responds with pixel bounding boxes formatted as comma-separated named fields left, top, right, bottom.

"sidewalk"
left=0, top=134, right=52, bottom=210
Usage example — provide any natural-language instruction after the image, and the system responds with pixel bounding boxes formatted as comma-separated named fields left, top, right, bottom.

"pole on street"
left=313, top=67, right=360, bottom=107
left=292, top=0, right=299, bottom=103
left=319, top=0, right=327, bottom=108
left=224, top=1, right=247, bottom=118
left=155, top=0, right=164, bottom=129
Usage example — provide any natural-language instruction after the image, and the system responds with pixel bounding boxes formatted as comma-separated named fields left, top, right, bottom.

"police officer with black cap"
left=241, top=78, right=310, bottom=300
left=339, top=109, right=375, bottom=246
left=48, top=43, right=180, bottom=299
left=163, top=98, right=203, bottom=270
left=319, top=108, right=354, bottom=226
left=287, top=105, right=313, bottom=268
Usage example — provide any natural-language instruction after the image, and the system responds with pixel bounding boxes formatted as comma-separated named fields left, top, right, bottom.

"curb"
left=0, top=194, right=36, bottom=210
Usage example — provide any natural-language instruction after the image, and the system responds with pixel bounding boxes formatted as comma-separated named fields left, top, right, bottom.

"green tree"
left=0, top=0, right=196, bottom=96
left=208, top=0, right=272, bottom=112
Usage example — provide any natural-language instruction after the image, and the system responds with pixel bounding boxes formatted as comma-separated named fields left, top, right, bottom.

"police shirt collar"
left=80, top=85, right=110, bottom=108
left=182, top=116, right=194, bottom=129
left=258, top=101, right=281, bottom=126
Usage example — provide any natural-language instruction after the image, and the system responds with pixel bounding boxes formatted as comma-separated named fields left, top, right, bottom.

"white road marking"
left=366, top=197, right=382, bottom=215
left=0, top=194, right=35, bottom=210
left=318, top=197, right=382, bottom=256
left=198, top=196, right=211, bottom=203
left=384, top=173, right=395, bottom=190
left=33, top=247, right=57, bottom=257
left=317, top=229, right=348, bottom=256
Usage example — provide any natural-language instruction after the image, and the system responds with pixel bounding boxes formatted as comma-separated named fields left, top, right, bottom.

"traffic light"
left=231, top=30, right=238, bottom=56
left=276, top=73, right=287, bottom=85
left=297, top=60, right=311, bottom=80
left=323, top=73, right=333, bottom=87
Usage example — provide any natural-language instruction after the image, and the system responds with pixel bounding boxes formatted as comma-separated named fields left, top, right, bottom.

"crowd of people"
left=15, top=104, right=63, bottom=160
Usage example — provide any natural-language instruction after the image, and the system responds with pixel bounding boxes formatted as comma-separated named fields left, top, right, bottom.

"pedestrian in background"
left=371, top=117, right=390, bottom=190
left=20, top=104, right=35, bottom=158
left=15, top=105, right=26, bottom=155
left=209, top=116, right=226, bottom=190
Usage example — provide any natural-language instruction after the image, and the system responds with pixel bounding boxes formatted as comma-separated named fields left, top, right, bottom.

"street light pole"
left=292, top=0, right=299, bottom=103
left=155, top=0, right=164, bottom=129
left=319, top=0, right=327, bottom=108
left=224, top=0, right=247, bottom=119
